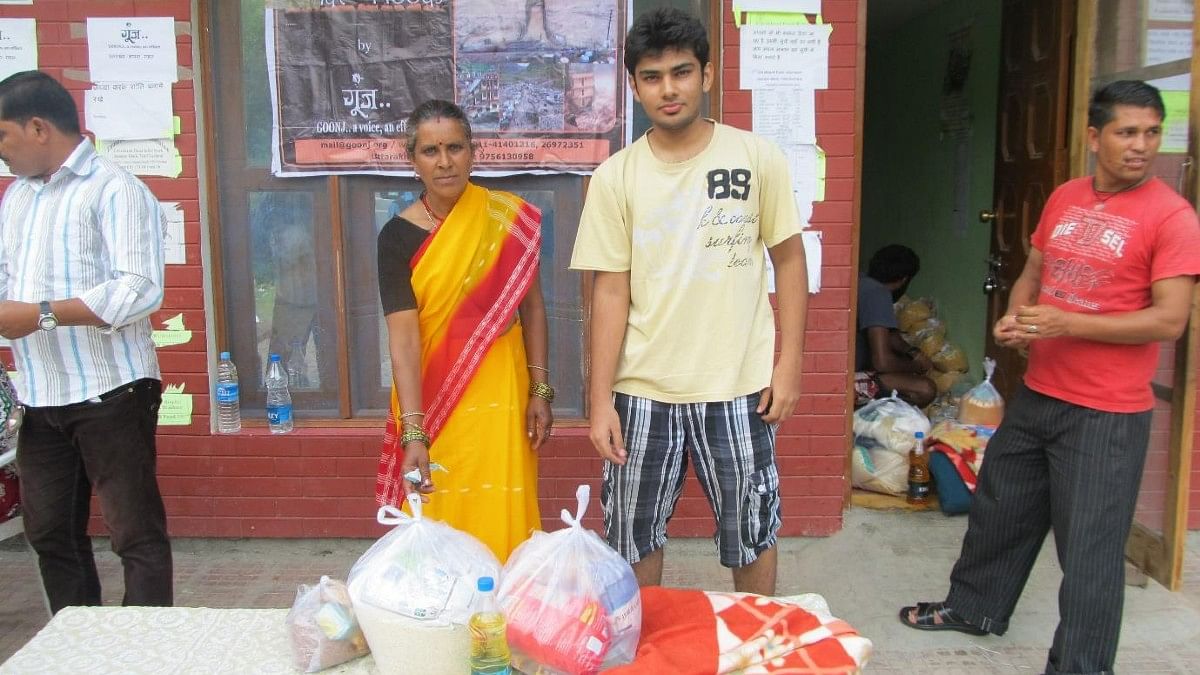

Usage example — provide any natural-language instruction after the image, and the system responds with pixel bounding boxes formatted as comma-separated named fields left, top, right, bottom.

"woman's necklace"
left=420, top=193, right=444, bottom=231
left=1091, top=176, right=1147, bottom=211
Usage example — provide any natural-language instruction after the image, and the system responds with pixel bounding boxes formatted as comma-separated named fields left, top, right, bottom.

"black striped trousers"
left=945, top=385, right=1151, bottom=675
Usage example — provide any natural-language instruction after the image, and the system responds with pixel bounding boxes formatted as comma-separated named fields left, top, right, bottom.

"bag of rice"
left=347, top=494, right=500, bottom=675
left=897, top=298, right=934, bottom=333
left=499, top=485, right=641, bottom=675
left=931, top=342, right=968, bottom=373
left=851, top=393, right=931, bottom=495
left=959, top=358, right=1005, bottom=427
left=286, top=576, right=369, bottom=672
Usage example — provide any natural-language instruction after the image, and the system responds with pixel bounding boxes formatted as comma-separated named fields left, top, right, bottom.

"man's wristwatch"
left=37, top=301, right=58, bottom=331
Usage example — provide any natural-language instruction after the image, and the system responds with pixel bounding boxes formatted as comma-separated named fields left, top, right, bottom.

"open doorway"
left=853, top=0, right=1005, bottom=511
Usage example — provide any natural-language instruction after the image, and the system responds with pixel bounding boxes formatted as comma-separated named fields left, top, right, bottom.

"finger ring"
left=1026, top=324, right=1038, bottom=333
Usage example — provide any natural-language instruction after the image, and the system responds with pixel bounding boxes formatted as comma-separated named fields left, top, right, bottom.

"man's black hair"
left=1088, top=80, right=1164, bottom=130
left=868, top=245, right=920, bottom=284
left=624, top=8, right=709, bottom=77
left=0, top=70, right=80, bottom=135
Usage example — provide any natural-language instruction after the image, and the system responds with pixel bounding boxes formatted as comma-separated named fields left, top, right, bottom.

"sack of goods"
left=958, top=357, right=1005, bottom=427
left=499, top=485, right=641, bottom=675
left=347, top=494, right=501, bottom=675
left=851, top=392, right=932, bottom=495
left=285, top=575, right=370, bottom=672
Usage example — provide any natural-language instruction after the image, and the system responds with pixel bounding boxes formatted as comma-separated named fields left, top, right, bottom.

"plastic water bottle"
left=286, top=339, right=304, bottom=389
left=907, top=431, right=931, bottom=505
left=215, top=351, right=241, bottom=434
left=265, top=353, right=294, bottom=434
left=468, top=577, right=511, bottom=674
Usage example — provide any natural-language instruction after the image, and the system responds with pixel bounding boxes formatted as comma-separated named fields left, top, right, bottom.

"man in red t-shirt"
left=900, top=80, right=1200, bottom=675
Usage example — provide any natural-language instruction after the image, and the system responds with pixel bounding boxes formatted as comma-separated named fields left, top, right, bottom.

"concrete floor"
left=2, top=508, right=1199, bottom=672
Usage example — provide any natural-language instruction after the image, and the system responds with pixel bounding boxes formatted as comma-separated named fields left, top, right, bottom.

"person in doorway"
left=855, top=244, right=936, bottom=408
left=570, top=8, right=807, bottom=596
left=900, top=80, right=1200, bottom=675
left=375, top=99, right=550, bottom=562
left=0, top=71, right=171, bottom=613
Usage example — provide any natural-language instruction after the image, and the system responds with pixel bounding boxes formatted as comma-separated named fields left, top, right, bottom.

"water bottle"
left=286, top=339, right=304, bottom=389
left=467, top=577, right=511, bottom=674
left=265, top=353, right=294, bottom=434
left=215, top=351, right=241, bottom=434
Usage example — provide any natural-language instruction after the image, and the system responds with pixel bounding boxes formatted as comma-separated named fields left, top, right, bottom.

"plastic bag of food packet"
left=347, top=493, right=500, bottom=675
left=286, top=576, right=370, bottom=672
left=499, top=485, right=641, bottom=675
left=959, top=357, right=1005, bottom=427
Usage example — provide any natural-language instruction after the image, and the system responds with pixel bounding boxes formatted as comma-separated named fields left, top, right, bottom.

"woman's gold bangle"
left=400, top=428, right=431, bottom=447
left=529, top=381, right=555, bottom=403
left=527, top=364, right=549, bottom=374
left=400, top=411, right=425, bottom=420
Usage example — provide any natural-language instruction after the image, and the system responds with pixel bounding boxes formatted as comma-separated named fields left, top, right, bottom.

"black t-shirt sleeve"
left=377, top=216, right=430, bottom=315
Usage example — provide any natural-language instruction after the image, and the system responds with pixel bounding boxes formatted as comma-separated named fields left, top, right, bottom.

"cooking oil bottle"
left=468, top=576, right=512, bottom=674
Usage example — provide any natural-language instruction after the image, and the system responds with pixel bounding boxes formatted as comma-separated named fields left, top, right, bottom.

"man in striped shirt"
left=0, top=71, right=171, bottom=613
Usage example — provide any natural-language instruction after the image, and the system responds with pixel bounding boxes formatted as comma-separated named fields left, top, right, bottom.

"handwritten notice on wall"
left=0, top=18, right=37, bottom=81
left=85, top=81, right=174, bottom=140
left=739, top=23, right=830, bottom=90
left=86, top=17, right=178, bottom=83
left=753, top=88, right=815, bottom=144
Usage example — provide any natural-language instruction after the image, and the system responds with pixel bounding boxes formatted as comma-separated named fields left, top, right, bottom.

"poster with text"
left=267, top=0, right=624, bottom=176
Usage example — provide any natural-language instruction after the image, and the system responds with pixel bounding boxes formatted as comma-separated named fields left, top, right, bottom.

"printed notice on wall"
left=1148, top=0, right=1193, bottom=22
left=736, top=0, right=820, bottom=13
left=0, top=19, right=37, bottom=81
left=96, top=138, right=181, bottom=177
left=85, top=81, right=174, bottom=140
left=753, top=88, right=815, bottom=144
left=87, top=17, right=178, bottom=83
left=739, top=23, right=830, bottom=90
left=159, top=383, right=192, bottom=426
left=161, top=201, right=185, bottom=264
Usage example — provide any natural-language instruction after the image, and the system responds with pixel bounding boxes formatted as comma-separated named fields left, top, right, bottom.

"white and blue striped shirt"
left=0, top=140, right=163, bottom=407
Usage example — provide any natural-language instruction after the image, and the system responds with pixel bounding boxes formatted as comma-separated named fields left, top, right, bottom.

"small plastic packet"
left=403, top=461, right=448, bottom=485
left=959, top=357, right=1005, bottom=426
left=931, top=341, right=968, bottom=373
left=499, top=485, right=641, bottom=675
left=285, top=576, right=369, bottom=672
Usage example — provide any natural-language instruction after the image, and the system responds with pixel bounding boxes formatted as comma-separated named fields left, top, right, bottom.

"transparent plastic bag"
left=499, top=485, right=641, bottom=675
left=897, top=297, right=935, bottom=333
left=285, top=576, right=369, bottom=672
left=931, top=341, right=968, bottom=373
left=959, top=358, right=1005, bottom=426
left=347, top=494, right=500, bottom=674
left=851, top=392, right=931, bottom=495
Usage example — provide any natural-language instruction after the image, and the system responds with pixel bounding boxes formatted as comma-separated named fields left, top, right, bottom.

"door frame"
left=1068, top=2, right=1200, bottom=592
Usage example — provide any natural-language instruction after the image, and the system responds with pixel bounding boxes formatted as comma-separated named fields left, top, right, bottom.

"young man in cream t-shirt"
left=570, top=8, right=807, bottom=595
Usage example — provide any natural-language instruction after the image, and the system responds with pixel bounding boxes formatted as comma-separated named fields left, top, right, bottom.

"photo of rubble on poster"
left=267, top=0, right=623, bottom=176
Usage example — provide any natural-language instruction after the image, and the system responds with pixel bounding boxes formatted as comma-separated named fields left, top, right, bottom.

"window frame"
left=198, top=0, right=722, bottom=427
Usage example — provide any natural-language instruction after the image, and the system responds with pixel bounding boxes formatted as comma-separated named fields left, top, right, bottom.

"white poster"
left=85, top=81, right=173, bottom=140
left=96, top=138, right=181, bottom=177
left=0, top=18, right=37, bottom=81
left=739, top=23, right=830, bottom=90
left=736, top=0, right=820, bottom=13
left=753, top=88, right=816, bottom=145
left=1148, top=0, right=1193, bottom=22
left=86, top=17, right=177, bottom=83
left=1145, top=29, right=1192, bottom=92
left=161, top=201, right=185, bottom=265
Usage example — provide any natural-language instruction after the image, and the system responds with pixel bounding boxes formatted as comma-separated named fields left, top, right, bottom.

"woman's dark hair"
left=624, top=8, right=709, bottom=77
left=1088, top=80, right=1165, bottom=130
left=868, top=245, right=921, bottom=283
left=0, top=70, right=81, bottom=135
left=405, top=99, right=473, bottom=156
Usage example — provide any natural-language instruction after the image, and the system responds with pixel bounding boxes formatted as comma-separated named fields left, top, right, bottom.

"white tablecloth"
left=0, top=606, right=377, bottom=674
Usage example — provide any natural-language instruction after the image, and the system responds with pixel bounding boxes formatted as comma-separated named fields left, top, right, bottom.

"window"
left=206, top=0, right=715, bottom=423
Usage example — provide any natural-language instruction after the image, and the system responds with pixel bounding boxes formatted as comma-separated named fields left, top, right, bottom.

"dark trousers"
left=17, top=378, right=173, bottom=613
left=945, top=385, right=1150, bottom=675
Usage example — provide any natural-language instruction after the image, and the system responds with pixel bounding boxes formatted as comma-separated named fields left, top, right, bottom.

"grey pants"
left=945, top=385, right=1150, bottom=675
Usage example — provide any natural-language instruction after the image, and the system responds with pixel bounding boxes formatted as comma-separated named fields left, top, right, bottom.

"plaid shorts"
left=601, top=392, right=781, bottom=568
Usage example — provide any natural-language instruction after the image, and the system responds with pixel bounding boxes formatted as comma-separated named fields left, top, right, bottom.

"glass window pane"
left=241, top=0, right=273, bottom=168
left=342, top=175, right=586, bottom=419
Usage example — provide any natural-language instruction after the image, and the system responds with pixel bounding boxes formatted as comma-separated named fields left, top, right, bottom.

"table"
left=0, top=606, right=376, bottom=674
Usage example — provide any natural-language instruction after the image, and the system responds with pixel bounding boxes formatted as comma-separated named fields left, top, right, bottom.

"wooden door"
left=982, top=0, right=1076, bottom=399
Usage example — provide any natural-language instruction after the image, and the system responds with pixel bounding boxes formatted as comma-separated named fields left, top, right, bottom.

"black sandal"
left=899, top=601, right=988, bottom=636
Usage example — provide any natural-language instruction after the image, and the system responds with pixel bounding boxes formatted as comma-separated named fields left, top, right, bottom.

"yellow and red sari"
left=376, top=183, right=542, bottom=561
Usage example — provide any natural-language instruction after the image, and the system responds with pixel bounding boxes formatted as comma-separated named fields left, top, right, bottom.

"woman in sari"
left=375, top=100, right=552, bottom=562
